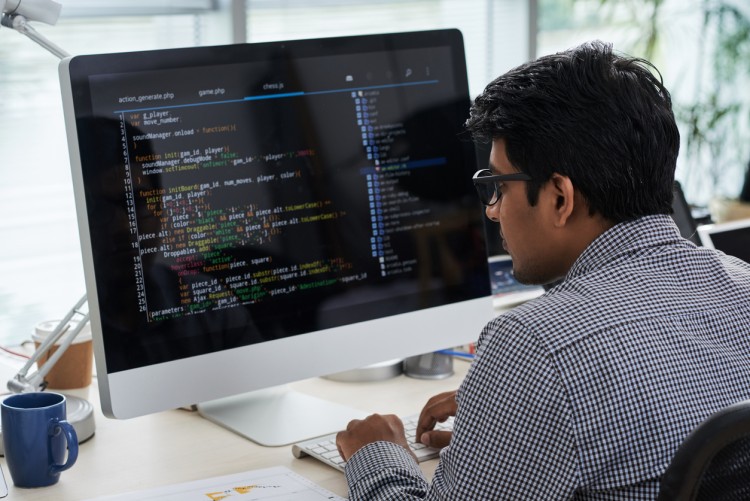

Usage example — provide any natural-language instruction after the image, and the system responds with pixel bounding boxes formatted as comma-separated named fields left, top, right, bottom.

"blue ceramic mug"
left=1, top=392, right=78, bottom=488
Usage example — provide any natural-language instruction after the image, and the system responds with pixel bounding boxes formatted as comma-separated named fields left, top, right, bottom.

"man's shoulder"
left=497, top=286, right=604, bottom=350
left=496, top=244, right=750, bottom=355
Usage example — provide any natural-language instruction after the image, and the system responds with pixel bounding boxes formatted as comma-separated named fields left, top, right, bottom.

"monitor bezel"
left=697, top=218, right=750, bottom=251
left=60, top=29, right=495, bottom=421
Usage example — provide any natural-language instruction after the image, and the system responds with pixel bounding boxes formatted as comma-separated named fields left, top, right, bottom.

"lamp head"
left=2, top=0, right=62, bottom=25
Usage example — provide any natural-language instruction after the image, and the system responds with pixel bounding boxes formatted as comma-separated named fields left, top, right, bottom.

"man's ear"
left=547, top=173, right=576, bottom=227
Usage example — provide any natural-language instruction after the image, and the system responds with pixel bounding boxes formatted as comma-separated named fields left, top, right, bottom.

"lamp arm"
left=1, top=13, right=68, bottom=59
left=1, top=0, right=82, bottom=394
left=7, top=294, right=88, bottom=393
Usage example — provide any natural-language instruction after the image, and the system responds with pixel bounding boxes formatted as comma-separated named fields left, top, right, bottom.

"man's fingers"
left=416, top=391, right=457, bottom=438
left=346, top=418, right=361, bottom=431
left=419, top=430, right=452, bottom=449
left=336, top=414, right=411, bottom=462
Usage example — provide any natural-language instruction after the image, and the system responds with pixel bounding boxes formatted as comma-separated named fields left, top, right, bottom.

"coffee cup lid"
left=32, top=319, right=92, bottom=345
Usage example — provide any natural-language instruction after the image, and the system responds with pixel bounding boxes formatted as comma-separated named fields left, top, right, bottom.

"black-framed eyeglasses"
left=472, top=169, right=532, bottom=206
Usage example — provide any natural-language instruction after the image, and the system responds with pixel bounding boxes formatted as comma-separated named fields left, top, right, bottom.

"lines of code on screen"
left=84, top=50, right=467, bottom=326
left=124, top=98, right=363, bottom=323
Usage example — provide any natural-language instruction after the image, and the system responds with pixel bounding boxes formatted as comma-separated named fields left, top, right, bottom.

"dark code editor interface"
left=70, top=36, right=488, bottom=371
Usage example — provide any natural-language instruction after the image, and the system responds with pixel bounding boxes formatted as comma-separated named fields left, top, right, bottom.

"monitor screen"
left=60, top=29, right=493, bottom=444
left=698, top=219, right=750, bottom=263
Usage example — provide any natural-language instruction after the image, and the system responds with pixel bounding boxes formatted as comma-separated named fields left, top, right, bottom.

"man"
left=335, top=41, right=750, bottom=499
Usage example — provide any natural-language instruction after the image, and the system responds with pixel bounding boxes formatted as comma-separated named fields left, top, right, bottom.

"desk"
left=1, top=359, right=471, bottom=500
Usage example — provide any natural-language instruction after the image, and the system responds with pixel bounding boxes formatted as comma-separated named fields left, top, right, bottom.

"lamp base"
left=403, top=352, right=454, bottom=379
left=323, top=359, right=403, bottom=382
left=0, top=393, right=95, bottom=456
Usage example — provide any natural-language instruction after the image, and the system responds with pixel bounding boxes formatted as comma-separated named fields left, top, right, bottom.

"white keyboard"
left=291, top=414, right=453, bottom=472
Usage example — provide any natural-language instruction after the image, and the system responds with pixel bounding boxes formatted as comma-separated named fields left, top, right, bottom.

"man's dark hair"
left=465, top=41, right=679, bottom=222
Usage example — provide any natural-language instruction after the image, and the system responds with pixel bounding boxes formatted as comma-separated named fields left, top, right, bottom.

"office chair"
left=657, top=398, right=750, bottom=501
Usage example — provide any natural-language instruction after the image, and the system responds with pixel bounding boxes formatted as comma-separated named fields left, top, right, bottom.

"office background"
left=1, top=0, right=748, bottom=347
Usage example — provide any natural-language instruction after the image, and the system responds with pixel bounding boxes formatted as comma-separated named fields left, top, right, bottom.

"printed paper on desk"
left=85, top=466, right=345, bottom=501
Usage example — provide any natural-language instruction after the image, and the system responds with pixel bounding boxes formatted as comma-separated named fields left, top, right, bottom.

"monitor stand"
left=196, top=385, right=367, bottom=447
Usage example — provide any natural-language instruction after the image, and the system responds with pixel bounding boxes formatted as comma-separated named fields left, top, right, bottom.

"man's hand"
left=336, top=414, right=416, bottom=462
left=416, top=390, right=457, bottom=449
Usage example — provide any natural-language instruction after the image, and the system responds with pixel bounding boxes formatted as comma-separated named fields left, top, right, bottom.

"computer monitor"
left=59, top=29, right=493, bottom=445
left=697, top=218, right=750, bottom=263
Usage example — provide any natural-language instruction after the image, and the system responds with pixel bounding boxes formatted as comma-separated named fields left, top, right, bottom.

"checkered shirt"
left=344, top=214, right=750, bottom=500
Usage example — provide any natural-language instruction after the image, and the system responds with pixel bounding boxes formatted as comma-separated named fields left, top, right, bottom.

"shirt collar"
left=565, top=214, right=686, bottom=281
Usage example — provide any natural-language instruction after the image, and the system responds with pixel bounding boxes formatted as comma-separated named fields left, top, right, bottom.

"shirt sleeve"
left=345, top=441, right=430, bottom=499
left=343, top=314, right=580, bottom=500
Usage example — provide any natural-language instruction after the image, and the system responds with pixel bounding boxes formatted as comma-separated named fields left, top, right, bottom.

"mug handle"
left=48, top=420, right=79, bottom=474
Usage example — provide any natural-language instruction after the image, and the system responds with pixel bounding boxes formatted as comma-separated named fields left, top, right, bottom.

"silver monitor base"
left=196, top=386, right=367, bottom=447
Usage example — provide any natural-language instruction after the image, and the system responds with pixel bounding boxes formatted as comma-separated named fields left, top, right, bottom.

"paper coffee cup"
left=32, top=320, right=93, bottom=389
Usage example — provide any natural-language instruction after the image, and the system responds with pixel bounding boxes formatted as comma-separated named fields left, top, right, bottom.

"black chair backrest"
left=658, top=398, right=750, bottom=501
left=671, top=180, right=701, bottom=245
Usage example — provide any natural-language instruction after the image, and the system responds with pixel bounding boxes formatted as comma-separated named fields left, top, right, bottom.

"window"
left=242, top=0, right=533, bottom=97
left=537, top=0, right=750, bottom=208
left=0, top=5, right=229, bottom=346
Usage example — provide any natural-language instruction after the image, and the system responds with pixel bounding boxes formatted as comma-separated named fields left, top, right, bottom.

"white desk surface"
left=1, top=359, right=471, bottom=500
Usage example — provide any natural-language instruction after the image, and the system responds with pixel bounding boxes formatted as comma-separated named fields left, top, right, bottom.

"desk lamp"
left=1, top=0, right=94, bottom=453
left=1, top=0, right=68, bottom=57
